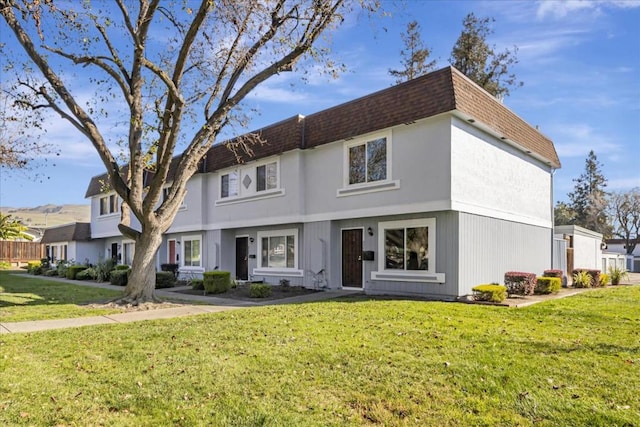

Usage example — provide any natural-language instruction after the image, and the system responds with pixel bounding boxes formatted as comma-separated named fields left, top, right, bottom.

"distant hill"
left=0, top=204, right=91, bottom=227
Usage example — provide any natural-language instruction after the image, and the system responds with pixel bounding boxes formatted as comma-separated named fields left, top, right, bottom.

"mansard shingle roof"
left=41, top=222, right=91, bottom=244
left=85, top=66, right=559, bottom=198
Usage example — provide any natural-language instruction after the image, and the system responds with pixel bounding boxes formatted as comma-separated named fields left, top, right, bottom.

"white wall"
left=572, top=233, right=603, bottom=270
left=450, top=117, right=553, bottom=228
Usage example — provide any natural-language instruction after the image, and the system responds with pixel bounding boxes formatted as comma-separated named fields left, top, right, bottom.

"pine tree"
left=567, top=150, right=612, bottom=236
left=450, top=13, right=522, bottom=99
left=388, top=21, right=436, bottom=84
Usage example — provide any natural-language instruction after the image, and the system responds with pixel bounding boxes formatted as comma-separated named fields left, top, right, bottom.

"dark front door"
left=342, top=229, right=363, bottom=287
left=236, top=237, right=249, bottom=280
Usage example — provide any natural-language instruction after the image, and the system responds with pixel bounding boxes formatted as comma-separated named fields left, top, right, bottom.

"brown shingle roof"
left=41, top=223, right=91, bottom=244
left=85, top=67, right=560, bottom=198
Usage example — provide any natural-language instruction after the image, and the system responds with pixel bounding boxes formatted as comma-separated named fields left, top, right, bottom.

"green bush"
left=95, top=258, right=116, bottom=282
left=56, top=260, right=72, bottom=277
left=27, top=260, right=42, bottom=275
left=572, top=268, right=601, bottom=287
left=250, top=283, right=273, bottom=298
left=0, top=261, right=11, bottom=270
left=115, top=264, right=131, bottom=270
left=472, top=284, right=507, bottom=303
left=203, top=271, right=231, bottom=294
left=44, top=269, right=58, bottom=277
left=608, top=266, right=628, bottom=285
left=534, top=277, right=561, bottom=294
left=572, top=270, right=592, bottom=288
left=156, top=271, right=177, bottom=289
left=191, top=279, right=204, bottom=290
left=76, top=267, right=97, bottom=281
left=66, top=265, right=88, bottom=280
left=110, top=269, right=129, bottom=286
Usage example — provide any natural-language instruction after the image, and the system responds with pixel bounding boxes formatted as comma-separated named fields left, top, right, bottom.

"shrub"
left=115, top=264, right=131, bottom=270
left=543, top=269, right=567, bottom=287
left=95, top=258, right=116, bottom=282
left=203, top=271, right=231, bottom=294
left=572, top=270, right=592, bottom=288
left=56, top=260, right=72, bottom=277
left=27, top=260, right=42, bottom=275
left=0, top=261, right=10, bottom=270
left=534, top=277, right=562, bottom=294
left=472, top=284, right=507, bottom=303
left=608, top=266, right=628, bottom=285
left=76, top=267, right=97, bottom=281
left=40, top=258, right=51, bottom=269
left=110, top=269, right=129, bottom=286
left=572, top=269, right=601, bottom=287
left=161, top=263, right=180, bottom=277
left=66, top=265, right=88, bottom=280
left=44, top=268, right=58, bottom=277
left=250, top=283, right=273, bottom=298
left=155, top=271, right=177, bottom=289
left=504, top=271, right=537, bottom=296
left=599, top=273, right=610, bottom=286
left=191, top=279, right=204, bottom=290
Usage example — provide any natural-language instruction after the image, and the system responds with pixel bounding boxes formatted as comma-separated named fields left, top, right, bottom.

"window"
left=163, top=186, right=186, bottom=208
left=221, top=171, right=239, bottom=198
left=257, top=162, right=278, bottom=192
left=123, top=242, right=134, bottom=265
left=257, top=229, right=297, bottom=269
left=182, top=236, right=201, bottom=268
left=99, top=194, right=119, bottom=215
left=348, top=137, right=387, bottom=185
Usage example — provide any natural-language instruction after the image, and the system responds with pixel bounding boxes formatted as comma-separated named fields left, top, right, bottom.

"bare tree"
left=450, top=12, right=522, bottom=99
left=388, top=20, right=436, bottom=84
left=1, top=0, right=382, bottom=304
left=608, top=188, right=640, bottom=255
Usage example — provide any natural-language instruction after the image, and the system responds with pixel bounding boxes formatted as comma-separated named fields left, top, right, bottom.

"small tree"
left=608, top=188, right=640, bottom=255
left=0, top=213, right=33, bottom=241
left=388, top=20, right=436, bottom=84
left=567, top=150, right=611, bottom=236
left=554, top=201, right=576, bottom=226
left=450, top=12, right=522, bottom=99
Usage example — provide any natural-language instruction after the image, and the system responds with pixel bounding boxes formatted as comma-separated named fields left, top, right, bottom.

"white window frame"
left=98, top=193, right=119, bottom=217
left=181, top=235, right=202, bottom=269
left=338, top=131, right=399, bottom=197
left=215, top=158, right=285, bottom=206
left=220, top=170, right=239, bottom=199
left=253, top=228, right=303, bottom=277
left=371, top=218, right=445, bottom=283
left=122, top=240, right=135, bottom=265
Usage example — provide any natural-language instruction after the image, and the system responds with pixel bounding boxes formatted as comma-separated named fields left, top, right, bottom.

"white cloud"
left=536, top=0, right=640, bottom=20
left=550, top=123, right=624, bottom=159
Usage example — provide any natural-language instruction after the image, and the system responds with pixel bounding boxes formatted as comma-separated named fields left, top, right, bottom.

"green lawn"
left=1, top=285, right=638, bottom=426
left=0, top=271, right=124, bottom=322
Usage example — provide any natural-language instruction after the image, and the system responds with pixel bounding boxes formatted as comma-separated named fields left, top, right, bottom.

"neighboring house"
left=82, top=67, right=561, bottom=300
left=41, top=222, right=98, bottom=264
left=604, top=238, right=640, bottom=272
left=554, top=225, right=626, bottom=274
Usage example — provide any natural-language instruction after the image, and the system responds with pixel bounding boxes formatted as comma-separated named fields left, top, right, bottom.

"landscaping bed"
left=176, top=282, right=319, bottom=302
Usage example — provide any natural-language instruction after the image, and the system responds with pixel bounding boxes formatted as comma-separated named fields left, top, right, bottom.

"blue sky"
left=1, top=0, right=639, bottom=208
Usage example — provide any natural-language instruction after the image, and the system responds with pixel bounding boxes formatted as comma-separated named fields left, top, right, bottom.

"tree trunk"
left=119, top=227, right=164, bottom=305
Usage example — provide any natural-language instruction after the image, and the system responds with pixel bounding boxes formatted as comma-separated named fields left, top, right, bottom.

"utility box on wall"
left=362, top=251, right=375, bottom=261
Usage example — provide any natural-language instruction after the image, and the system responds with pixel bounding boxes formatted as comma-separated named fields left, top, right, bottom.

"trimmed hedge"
left=115, top=264, right=131, bottom=270
left=76, top=268, right=96, bottom=281
left=249, top=283, right=273, bottom=298
left=504, top=271, right=537, bottom=296
left=203, top=271, right=231, bottom=294
left=110, top=269, right=129, bottom=286
left=534, top=277, right=562, bottom=294
left=572, top=268, right=601, bottom=288
left=66, top=265, right=88, bottom=280
left=472, top=284, right=507, bottom=302
left=543, top=269, right=567, bottom=287
left=191, top=279, right=204, bottom=290
left=161, top=263, right=180, bottom=277
left=155, top=271, right=177, bottom=289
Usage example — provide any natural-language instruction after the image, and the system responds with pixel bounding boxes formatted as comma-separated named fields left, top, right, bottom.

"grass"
left=0, top=271, right=124, bottom=322
left=0, top=285, right=638, bottom=426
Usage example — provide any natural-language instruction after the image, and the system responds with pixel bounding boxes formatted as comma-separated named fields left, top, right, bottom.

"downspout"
left=550, top=167, right=556, bottom=269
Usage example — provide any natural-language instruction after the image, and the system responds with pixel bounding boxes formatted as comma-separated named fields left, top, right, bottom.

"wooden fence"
left=0, top=241, right=45, bottom=265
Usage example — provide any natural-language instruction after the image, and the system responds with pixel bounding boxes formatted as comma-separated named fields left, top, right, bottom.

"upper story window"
left=348, top=137, right=387, bottom=185
left=257, top=162, right=278, bottom=192
left=220, top=171, right=239, bottom=198
left=162, top=186, right=186, bottom=209
left=99, top=194, right=119, bottom=216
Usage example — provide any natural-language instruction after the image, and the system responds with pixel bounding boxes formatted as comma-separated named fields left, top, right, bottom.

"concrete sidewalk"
left=1, top=274, right=363, bottom=334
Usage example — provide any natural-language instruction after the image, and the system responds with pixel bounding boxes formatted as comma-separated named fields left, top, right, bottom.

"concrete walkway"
left=0, top=275, right=363, bottom=334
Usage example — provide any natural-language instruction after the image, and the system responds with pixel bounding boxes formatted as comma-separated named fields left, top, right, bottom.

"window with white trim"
left=257, top=229, right=297, bottom=269
left=220, top=171, right=239, bottom=198
left=99, top=194, right=119, bottom=216
left=123, top=242, right=135, bottom=265
left=182, top=236, right=201, bottom=268
left=257, top=162, right=278, bottom=192
left=347, top=136, right=388, bottom=185
left=378, top=218, right=436, bottom=275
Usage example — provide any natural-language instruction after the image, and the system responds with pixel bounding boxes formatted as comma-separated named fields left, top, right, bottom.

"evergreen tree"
left=389, top=20, right=436, bottom=84
left=567, top=150, right=611, bottom=236
left=450, top=13, right=522, bottom=99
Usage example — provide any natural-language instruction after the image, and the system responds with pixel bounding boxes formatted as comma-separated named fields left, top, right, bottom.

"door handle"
left=357, top=255, right=362, bottom=261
